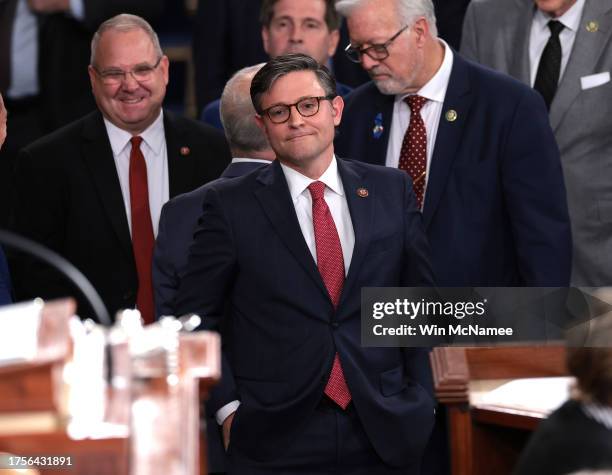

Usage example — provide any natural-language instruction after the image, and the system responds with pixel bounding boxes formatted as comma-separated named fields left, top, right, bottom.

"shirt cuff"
left=69, top=0, right=85, bottom=20
left=215, top=400, right=240, bottom=426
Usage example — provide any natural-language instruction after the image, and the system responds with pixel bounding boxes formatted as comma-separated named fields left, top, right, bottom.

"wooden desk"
left=431, top=346, right=567, bottom=475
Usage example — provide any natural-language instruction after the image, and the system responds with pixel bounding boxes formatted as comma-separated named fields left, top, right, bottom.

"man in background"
left=461, top=0, right=612, bottom=286
left=11, top=14, right=230, bottom=323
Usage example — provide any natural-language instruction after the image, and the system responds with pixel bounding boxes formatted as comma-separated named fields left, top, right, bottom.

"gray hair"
left=90, top=14, right=163, bottom=66
left=250, top=54, right=337, bottom=114
left=335, top=0, right=438, bottom=37
left=220, top=64, right=270, bottom=153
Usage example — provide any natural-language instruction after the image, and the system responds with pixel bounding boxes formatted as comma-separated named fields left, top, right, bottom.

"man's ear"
left=331, top=95, right=344, bottom=126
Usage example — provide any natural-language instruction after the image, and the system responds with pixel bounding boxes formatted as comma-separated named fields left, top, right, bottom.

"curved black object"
left=0, top=229, right=111, bottom=326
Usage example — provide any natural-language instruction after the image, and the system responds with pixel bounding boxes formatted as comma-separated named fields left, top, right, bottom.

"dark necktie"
left=398, top=95, right=428, bottom=209
left=534, top=20, right=565, bottom=109
left=0, top=0, right=19, bottom=94
left=129, top=136, right=155, bottom=325
left=308, top=181, right=351, bottom=409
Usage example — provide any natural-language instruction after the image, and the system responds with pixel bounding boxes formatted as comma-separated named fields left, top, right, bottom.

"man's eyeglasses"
left=261, top=95, right=336, bottom=124
left=93, top=57, right=163, bottom=86
left=344, top=25, right=409, bottom=63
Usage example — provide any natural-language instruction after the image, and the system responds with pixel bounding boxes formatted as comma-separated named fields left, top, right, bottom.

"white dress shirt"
left=529, top=0, right=585, bottom=87
left=104, top=111, right=169, bottom=237
left=215, top=155, right=355, bottom=425
left=385, top=39, right=454, bottom=203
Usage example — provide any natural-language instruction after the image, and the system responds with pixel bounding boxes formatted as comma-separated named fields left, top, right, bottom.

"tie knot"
left=131, top=136, right=143, bottom=148
left=308, top=181, right=326, bottom=200
left=405, top=95, right=428, bottom=113
left=548, top=20, right=564, bottom=37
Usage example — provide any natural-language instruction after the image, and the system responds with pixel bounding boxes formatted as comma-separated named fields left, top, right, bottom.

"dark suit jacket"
left=175, top=158, right=436, bottom=469
left=154, top=160, right=267, bottom=318
left=0, top=247, right=12, bottom=306
left=335, top=52, right=572, bottom=287
left=514, top=399, right=612, bottom=475
left=11, top=110, right=231, bottom=322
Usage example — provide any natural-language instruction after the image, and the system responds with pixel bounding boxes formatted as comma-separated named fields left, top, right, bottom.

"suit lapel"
left=363, top=90, right=394, bottom=166
left=254, top=161, right=330, bottom=301
left=508, top=0, right=534, bottom=83
left=336, top=159, right=374, bottom=309
left=81, top=112, right=133, bottom=259
left=423, top=52, right=473, bottom=229
left=165, top=111, right=198, bottom=198
left=550, top=0, right=612, bottom=131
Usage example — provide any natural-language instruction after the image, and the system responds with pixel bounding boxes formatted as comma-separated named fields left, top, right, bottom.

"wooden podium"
left=0, top=300, right=220, bottom=475
left=431, top=346, right=568, bottom=475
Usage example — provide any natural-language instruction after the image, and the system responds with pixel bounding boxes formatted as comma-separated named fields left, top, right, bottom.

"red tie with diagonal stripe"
left=398, top=95, right=428, bottom=209
left=308, top=181, right=352, bottom=409
left=129, top=136, right=155, bottom=324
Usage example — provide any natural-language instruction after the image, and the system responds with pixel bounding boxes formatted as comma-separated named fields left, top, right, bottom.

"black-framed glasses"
left=93, top=57, right=163, bottom=85
left=261, top=95, right=336, bottom=124
left=344, top=25, right=409, bottom=63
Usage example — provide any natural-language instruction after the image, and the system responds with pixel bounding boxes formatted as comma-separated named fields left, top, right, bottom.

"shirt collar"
left=280, top=155, right=344, bottom=202
left=396, top=39, right=454, bottom=105
left=533, top=0, right=585, bottom=32
left=582, top=401, right=612, bottom=430
left=231, top=157, right=273, bottom=164
left=103, top=110, right=165, bottom=157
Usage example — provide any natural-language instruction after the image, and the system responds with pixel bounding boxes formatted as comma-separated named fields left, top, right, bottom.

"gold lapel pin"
left=180, top=146, right=191, bottom=156
left=445, top=109, right=458, bottom=122
left=586, top=21, right=599, bottom=32
left=357, top=188, right=369, bottom=198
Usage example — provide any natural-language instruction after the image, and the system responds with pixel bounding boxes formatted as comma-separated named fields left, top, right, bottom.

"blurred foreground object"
left=0, top=300, right=219, bottom=475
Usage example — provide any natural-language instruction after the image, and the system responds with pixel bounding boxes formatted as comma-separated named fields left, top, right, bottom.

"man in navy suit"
left=176, top=54, right=435, bottom=474
left=334, top=0, right=571, bottom=288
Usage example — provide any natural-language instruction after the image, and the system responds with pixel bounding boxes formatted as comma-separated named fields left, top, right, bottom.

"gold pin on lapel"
left=586, top=21, right=599, bottom=32
left=357, top=188, right=369, bottom=198
left=445, top=109, right=458, bottom=122
left=180, top=146, right=191, bottom=156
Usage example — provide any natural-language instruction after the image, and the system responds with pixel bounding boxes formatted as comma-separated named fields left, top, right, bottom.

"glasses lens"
left=101, top=72, right=124, bottom=85
left=365, top=45, right=389, bottom=60
left=132, top=67, right=154, bottom=81
left=267, top=105, right=290, bottom=123
left=345, top=47, right=362, bottom=63
left=297, top=98, right=320, bottom=117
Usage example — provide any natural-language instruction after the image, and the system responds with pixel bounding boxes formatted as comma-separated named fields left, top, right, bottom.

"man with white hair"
left=335, top=0, right=571, bottom=288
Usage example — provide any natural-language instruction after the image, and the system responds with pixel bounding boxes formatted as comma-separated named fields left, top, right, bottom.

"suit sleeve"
left=459, top=1, right=479, bottom=62
left=502, top=88, right=572, bottom=286
left=152, top=203, right=178, bottom=318
left=174, top=185, right=239, bottom=413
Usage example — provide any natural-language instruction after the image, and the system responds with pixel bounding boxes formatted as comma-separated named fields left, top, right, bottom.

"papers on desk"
left=476, top=377, right=574, bottom=415
left=0, top=300, right=43, bottom=364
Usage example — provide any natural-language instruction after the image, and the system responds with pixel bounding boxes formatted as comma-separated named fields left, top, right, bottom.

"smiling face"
left=262, top=0, right=339, bottom=65
left=88, top=28, right=169, bottom=135
left=346, top=0, right=430, bottom=95
left=255, top=70, right=343, bottom=178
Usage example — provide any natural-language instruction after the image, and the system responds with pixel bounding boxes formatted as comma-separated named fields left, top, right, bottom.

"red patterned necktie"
left=129, top=136, right=155, bottom=324
left=398, top=95, right=428, bottom=209
left=308, top=181, right=351, bottom=409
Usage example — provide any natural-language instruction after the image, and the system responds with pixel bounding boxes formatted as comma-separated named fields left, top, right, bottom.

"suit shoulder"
left=342, top=81, right=381, bottom=106
left=23, top=112, right=96, bottom=156
left=163, top=177, right=223, bottom=212
left=339, top=157, right=408, bottom=182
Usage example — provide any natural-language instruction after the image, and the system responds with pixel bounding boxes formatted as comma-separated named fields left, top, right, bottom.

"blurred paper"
left=0, top=300, right=43, bottom=364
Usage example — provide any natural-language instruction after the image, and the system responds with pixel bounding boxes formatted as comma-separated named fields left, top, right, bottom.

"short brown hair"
left=567, top=314, right=612, bottom=406
left=260, top=0, right=341, bottom=31
left=250, top=53, right=337, bottom=114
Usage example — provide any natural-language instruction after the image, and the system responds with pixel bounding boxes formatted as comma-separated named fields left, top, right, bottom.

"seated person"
left=514, top=313, right=612, bottom=475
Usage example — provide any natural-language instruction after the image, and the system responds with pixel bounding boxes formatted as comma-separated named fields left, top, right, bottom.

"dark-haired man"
left=176, top=53, right=436, bottom=475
